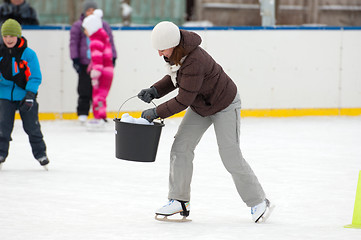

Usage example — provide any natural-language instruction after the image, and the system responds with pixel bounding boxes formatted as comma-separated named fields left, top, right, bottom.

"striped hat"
left=1, top=19, right=22, bottom=38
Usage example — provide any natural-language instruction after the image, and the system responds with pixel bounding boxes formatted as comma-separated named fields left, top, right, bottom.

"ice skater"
left=81, top=9, right=114, bottom=128
left=138, top=21, right=274, bottom=222
left=69, top=1, right=117, bottom=124
left=0, top=19, right=49, bottom=170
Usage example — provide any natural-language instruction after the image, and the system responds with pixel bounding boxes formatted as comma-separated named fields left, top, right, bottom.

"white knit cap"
left=151, top=21, right=180, bottom=50
left=82, top=9, right=103, bottom=36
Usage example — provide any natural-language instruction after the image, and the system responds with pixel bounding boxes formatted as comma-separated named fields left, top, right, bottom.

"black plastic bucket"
left=113, top=96, right=165, bottom=162
left=113, top=119, right=164, bottom=162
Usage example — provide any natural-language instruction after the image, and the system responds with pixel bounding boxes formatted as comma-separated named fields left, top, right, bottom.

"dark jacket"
left=69, top=14, right=117, bottom=65
left=153, top=30, right=237, bottom=118
left=0, top=1, right=39, bottom=25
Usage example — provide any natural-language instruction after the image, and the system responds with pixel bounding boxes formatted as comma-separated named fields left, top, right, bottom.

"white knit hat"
left=82, top=9, right=103, bottom=36
left=151, top=21, right=180, bottom=50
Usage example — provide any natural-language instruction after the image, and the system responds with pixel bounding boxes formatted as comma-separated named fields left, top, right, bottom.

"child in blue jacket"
left=0, top=19, right=49, bottom=170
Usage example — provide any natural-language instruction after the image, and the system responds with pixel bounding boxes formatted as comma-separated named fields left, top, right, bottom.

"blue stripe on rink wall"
left=113, top=26, right=361, bottom=31
left=21, top=25, right=361, bottom=31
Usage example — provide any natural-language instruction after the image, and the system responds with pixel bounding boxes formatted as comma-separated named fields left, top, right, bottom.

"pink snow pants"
left=92, top=66, right=113, bottom=119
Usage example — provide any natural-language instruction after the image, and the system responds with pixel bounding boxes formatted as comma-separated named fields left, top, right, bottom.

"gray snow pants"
left=168, top=93, right=266, bottom=207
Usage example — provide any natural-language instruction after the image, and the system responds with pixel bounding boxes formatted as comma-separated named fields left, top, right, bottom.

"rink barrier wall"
left=12, top=26, right=361, bottom=120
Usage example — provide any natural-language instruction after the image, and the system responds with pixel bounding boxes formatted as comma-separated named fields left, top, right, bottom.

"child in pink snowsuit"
left=82, top=9, right=113, bottom=121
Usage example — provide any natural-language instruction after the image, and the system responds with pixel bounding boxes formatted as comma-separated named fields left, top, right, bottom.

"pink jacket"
left=88, top=28, right=114, bottom=82
left=87, top=28, right=114, bottom=119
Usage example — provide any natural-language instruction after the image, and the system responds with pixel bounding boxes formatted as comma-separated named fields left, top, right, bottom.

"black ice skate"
left=37, top=156, right=50, bottom=171
left=0, top=156, right=4, bottom=170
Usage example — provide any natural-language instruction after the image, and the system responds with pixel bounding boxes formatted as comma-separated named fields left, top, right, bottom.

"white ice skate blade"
left=0, top=163, right=2, bottom=170
left=155, top=214, right=192, bottom=223
left=256, top=203, right=275, bottom=223
left=42, top=165, right=49, bottom=171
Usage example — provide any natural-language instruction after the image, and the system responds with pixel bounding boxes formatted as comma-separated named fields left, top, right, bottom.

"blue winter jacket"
left=0, top=37, right=41, bottom=101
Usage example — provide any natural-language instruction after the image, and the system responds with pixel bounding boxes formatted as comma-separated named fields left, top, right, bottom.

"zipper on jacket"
left=11, top=82, right=15, bottom=101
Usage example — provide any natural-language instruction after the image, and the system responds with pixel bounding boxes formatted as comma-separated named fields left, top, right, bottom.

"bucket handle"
left=115, top=95, right=164, bottom=124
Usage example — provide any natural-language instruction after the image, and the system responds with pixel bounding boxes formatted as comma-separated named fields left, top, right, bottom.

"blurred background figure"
left=120, top=0, right=132, bottom=26
left=0, top=0, right=39, bottom=25
left=69, top=0, right=117, bottom=124
left=82, top=9, right=114, bottom=128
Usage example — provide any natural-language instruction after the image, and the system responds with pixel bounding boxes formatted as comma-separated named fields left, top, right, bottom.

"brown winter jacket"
left=153, top=30, right=237, bottom=119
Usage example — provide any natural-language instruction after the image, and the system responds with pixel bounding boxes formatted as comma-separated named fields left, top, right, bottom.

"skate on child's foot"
left=251, top=198, right=274, bottom=223
left=155, top=199, right=191, bottom=222
left=78, top=115, right=88, bottom=125
left=0, top=156, right=5, bottom=170
left=37, top=156, right=50, bottom=171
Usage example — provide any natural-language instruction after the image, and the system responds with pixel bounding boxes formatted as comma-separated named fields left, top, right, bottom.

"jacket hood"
left=180, top=29, right=202, bottom=55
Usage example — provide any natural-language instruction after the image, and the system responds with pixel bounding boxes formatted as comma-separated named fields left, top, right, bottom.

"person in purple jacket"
left=69, top=1, right=117, bottom=124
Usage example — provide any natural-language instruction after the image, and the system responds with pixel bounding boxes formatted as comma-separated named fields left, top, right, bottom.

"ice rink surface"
left=0, top=116, right=360, bottom=240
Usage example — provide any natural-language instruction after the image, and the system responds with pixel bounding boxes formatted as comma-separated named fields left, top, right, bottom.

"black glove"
left=112, top=58, right=116, bottom=67
left=19, top=91, right=36, bottom=112
left=137, top=86, right=159, bottom=103
left=72, top=58, right=80, bottom=73
left=141, top=108, right=158, bottom=123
